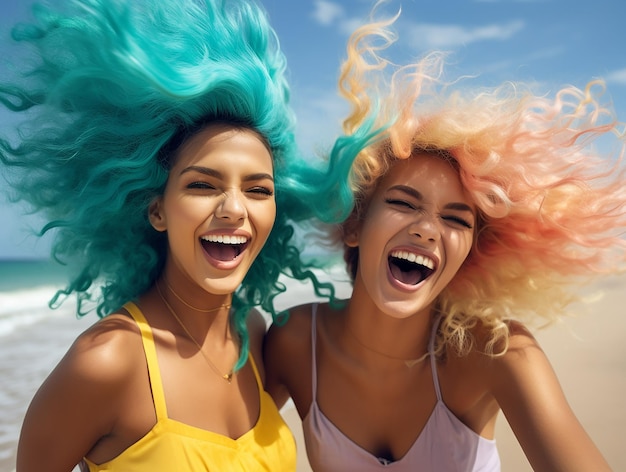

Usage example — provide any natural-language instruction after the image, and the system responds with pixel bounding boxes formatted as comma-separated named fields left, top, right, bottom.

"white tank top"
left=302, top=305, right=501, bottom=471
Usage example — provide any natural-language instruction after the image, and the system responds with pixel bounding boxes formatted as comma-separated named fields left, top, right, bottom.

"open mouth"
left=388, top=250, right=435, bottom=285
left=200, top=234, right=249, bottom=262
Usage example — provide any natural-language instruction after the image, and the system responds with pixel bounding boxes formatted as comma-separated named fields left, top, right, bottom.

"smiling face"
left=149, top=123, right=276, bottom=297
left=346, top=152, right=476, bottom=319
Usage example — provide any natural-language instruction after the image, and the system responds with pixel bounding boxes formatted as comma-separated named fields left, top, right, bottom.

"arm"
left=264, top=319, right=296, bottom=410
left=247, top=308, right=269, bottom=383
left=263, top=304, right=313, bottom=412
left=491, top=324, right=611, bottom=472
left=16, top=317, right=142, bottom=472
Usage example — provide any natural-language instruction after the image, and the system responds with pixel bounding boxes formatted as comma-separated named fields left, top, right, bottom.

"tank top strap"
left=124, top=301, right=168, bottom=421
left=310, top=304, right=319, bottom=401
left=428, top=315, right=443, bottom=401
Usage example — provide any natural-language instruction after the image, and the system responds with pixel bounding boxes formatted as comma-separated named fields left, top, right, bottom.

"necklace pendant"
left=223, top=372, right=233, bottom=383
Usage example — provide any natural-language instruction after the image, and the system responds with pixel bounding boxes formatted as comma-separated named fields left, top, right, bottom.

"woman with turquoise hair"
left=0, top=0, right=351, bottom=470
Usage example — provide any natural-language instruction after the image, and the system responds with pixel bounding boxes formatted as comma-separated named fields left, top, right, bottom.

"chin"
left=200, top=276, right=245, bottom=296
left=373, top=298, right=432, bottom=320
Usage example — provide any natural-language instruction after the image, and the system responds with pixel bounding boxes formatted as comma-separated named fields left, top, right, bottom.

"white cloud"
left=474, top=47, right=563, bottom=76
left=337, top=17, right=368, bottom=36
left=606, top=68, right=626, bottom=86
left=311, top=0, right=345, bottom=26
left=402, top=20, right=525, bottom=49
left=310, top=1, right=397, bottom=39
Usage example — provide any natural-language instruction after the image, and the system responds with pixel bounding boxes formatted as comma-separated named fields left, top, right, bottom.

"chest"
left=310, top=354, right=496, bottom=461
left=317, top=358, right=436, bottom=459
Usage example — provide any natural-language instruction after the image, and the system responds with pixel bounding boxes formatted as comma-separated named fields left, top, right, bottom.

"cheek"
left=448, top=231, right=474, bottom=266
left=267, top=204, right=277, bottom=230
left=460, top=228, right=474, bottom=251
left=167, top=197, right=211, bottom=225
left=253, top=200, right=276, bottom=235
left=355, top=221, right=388, bottom=269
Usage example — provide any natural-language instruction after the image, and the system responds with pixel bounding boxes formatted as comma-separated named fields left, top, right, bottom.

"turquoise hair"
left=0, top=0, right=376, bottom=369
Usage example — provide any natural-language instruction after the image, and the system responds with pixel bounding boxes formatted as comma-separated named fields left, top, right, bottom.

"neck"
left=162, top=276, right=232, bottom=313
left=155, top=280, right=237, bottom=383
left=155, top=279, right=233, bottom=342
left=342, top=296, right=433, bottom=366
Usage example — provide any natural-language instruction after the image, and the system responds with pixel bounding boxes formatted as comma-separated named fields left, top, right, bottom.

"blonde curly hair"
left=334, top=16, right=626, bottom=358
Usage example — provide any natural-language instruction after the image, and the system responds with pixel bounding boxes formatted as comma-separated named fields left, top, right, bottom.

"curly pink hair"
left=337, top=18, right=626, bottom=356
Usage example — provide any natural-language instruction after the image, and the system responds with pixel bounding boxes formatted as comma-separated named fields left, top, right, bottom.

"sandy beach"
left=1, top=271, right=624, bottom=471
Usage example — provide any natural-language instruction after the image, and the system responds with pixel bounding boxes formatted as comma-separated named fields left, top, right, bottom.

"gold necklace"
left=164, top=278, right=231, bottom=313
left=345, top=324, right=429, bottom=368
left=156, top=282, right=234, bottom=383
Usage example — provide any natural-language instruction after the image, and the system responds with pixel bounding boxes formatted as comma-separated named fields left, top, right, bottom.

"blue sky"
left=1, top=0, right=625, bottom=259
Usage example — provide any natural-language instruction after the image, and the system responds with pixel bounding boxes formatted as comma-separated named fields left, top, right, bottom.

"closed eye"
left=385, top=198, right=416, bottom=210
left=442, top=215, right=473, bottom=229
left=187, top=181, right=216, bottom=190
left=246, top=186, right=274, bottom=197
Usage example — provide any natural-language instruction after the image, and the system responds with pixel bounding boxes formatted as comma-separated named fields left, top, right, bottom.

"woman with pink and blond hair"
left=265, top=14, right=624, bottom=472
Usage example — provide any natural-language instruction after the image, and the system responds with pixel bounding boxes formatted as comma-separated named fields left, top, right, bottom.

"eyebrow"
left=180, top=166, right=274, bottom=182
left=388, top=184, right=474, bottom=214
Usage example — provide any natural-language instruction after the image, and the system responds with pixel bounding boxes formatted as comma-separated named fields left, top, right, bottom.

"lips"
left=388, top=249, right=435, bottom=285
left=200, top=234, right=250, bottom=262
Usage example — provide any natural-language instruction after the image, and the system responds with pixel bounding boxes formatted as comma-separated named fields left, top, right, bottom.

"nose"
left=409, top=214, right=439, bottom=243
left=215, top=189, right=247, bottom=221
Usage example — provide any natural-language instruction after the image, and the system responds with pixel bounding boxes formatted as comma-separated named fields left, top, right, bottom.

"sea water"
left=0, top=259, right=76, bottom=337
left=0, top=259, right=90, bottom=471
left=0, top=255, right=353, bottom=337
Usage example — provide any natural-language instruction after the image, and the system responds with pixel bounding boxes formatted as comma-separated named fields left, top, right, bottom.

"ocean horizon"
left=0, top=259, right=78, bottom=338
left=0, top=258, right=69, bottom=291
left=0, top=255, right=350, bottom=334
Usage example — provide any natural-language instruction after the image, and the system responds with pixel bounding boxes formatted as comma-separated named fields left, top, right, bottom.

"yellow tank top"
left=84, top=302, right=296, bottom=471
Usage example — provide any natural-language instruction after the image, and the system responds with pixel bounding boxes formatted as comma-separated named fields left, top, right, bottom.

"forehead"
left=173, top=124, right=273, bottom=169
left=379, top=153, right=472, bottom=203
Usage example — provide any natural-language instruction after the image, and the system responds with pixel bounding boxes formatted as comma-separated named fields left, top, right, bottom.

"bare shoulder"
left=442, top=320, right=610, bottom=469
left=66, top=312, right=144, bottom=384
left=482, top=321, right=612, bottom=470
left=473, top=319, right=556, bottom=399
left=457, top=320, right=543, bottom=373
left=265, top=302, right=316, bottom=366
left=44, top=310, right=149, bottom=427
left=44, top=311, right=146, bottom=418
left=265, top=302, right=315, bottom=346
left=443, top=320, right=544, bottom=397
left=17, top=311, right=146, bottom=470
left=491, top=320, right=544, bottom=368
left=503, top=319, right=538, bottom=347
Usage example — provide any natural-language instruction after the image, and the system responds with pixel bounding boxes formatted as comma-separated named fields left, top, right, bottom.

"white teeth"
left=390, top=250, right=435, bottom=269
left=201, top=235, right=248, bottom=244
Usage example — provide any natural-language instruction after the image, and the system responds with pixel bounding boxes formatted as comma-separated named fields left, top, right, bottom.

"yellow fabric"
left=84, top=302, right=296, bottom=471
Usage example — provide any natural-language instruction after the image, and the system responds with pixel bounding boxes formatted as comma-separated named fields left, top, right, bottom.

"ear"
left=148, top=197, right=167, bottom=232
left=343, top=225, right=359, bottom=248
